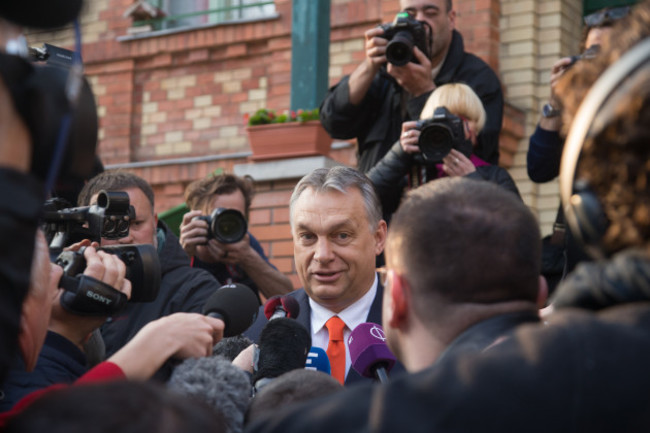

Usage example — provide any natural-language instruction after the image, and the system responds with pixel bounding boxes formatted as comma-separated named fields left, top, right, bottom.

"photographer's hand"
left=212, top=234, right=293, bottom=298
left=442, top=149, right=476, bottom=177
left=388, top=47, right=435, bottom=97
left=400, top=121, right=421, bottom=154
left=49, top=246, right=132, bottom=350
left=63, top=239, right=99, bottom=252
left=179, top=210, right=209, bottom=257
left=348, top=27, right=388, bottom=106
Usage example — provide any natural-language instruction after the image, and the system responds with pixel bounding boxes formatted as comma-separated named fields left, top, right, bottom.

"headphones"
left=560, top=37, right=650, bottom=259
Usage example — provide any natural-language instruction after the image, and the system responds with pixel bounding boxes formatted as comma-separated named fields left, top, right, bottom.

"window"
left=158, top=0, right=276, bottom=30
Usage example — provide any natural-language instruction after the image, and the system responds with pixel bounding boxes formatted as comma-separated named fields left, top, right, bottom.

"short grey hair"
left=289, top=166, right=382, bottom=229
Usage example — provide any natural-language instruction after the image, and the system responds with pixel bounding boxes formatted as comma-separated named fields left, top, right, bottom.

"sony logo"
left=86, top=291, right=112, bottom=305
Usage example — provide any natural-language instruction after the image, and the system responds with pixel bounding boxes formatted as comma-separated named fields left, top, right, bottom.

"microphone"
left=305, top=346, right=331, bottom=374
left=252, top=317, right=311, bottom=386
left=348, top=322, right=396, bottom=384
left=202, top=283, right=259, bottom=337
left=263, top=295, right=300, bottom=320
left=168, top=355, right=252, bottom=433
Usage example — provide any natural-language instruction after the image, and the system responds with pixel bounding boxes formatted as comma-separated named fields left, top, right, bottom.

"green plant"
left=245, top=108, right=320, bottom=126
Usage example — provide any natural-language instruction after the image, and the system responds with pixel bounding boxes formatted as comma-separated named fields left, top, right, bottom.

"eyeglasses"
left=584, top=6, right=630, bottom=27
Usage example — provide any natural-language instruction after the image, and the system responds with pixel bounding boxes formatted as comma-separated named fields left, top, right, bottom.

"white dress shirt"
left=309, top=273, right=379, bottom=379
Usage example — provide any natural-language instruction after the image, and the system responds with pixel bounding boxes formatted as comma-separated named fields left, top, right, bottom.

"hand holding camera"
left=49, top=243, right=132, bottom=348
left=400, top=121, right=421, bottom=154
left=378, top=13, right=435, bottom=97
left=180, top=208, right=248, bottom=264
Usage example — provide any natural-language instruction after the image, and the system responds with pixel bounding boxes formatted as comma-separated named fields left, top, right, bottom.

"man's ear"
left=374, top=220, right=388, bottom=256
left=388, top=272, right=410, bottom=330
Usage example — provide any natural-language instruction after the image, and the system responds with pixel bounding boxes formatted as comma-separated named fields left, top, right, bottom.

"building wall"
left=499, top=0, right=583, bottom=234
left=28, top=0, right=586, bottom=287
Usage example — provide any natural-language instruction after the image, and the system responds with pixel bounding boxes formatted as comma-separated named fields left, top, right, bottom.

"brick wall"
left=499, top=0, right=583, bottom=235
left=27, top=0, right=585, bottom=287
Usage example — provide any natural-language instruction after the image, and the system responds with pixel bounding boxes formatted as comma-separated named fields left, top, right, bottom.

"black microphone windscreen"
left=252, top=318, right=311, bottom=383
left=202, top=283, right=259, bottom=337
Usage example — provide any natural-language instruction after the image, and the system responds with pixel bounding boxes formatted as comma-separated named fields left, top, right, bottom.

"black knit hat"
left=0, top=0, right=83, bottom=29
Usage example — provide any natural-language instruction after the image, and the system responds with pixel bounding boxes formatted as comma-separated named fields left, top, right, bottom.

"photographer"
left=0, top=231, right=225, bottom=417
left=368, top=83, right=520, bottom=217
left=320, top=0, right=503, bottom=220
left=527, top=4, right=631, bottom=292
left=179, top=174, right=293, bottom=303
left=77, top=171, right=222, bottom=364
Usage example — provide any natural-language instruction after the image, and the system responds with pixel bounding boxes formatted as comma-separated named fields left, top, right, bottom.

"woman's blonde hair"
left=420, top=83, right=486, bottom=133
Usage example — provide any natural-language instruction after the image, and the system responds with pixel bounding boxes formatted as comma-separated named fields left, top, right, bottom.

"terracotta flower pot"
left=246, top=120, right=332, bottom=161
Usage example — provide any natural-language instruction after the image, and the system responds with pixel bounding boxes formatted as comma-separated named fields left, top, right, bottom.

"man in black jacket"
left=320, top=0, right=503, bottom=177
left=78, top=172, right=222, bottom=363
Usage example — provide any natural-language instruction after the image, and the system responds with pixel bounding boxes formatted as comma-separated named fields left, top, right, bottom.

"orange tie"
left=326, top=316, right=346, bottom=385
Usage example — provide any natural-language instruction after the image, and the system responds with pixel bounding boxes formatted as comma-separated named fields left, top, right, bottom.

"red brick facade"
left=31, top=0, right=522, bottom=288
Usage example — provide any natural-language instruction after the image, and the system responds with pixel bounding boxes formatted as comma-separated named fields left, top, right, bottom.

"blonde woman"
left=368, top=83, right=519, bottom=219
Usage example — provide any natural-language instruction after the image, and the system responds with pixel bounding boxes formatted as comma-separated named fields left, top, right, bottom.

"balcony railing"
left=132, top=1, right=276, bottom=32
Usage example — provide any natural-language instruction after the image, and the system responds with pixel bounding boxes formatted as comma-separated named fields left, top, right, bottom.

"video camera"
left=195, top=208, right=248, bottom=244
left=43, top=190, right=160, bottom=316
left=379, top=12, right=431, bottom=66
left=44, top=190, right=134, bottom=256
left=416, top=107, right=472, bottom=162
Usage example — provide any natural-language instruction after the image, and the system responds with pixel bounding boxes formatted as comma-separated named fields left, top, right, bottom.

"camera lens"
left=116, top=219, right=130, bottom=236
left=386, top=31, right=415, bottom=66
left=418, top=125, right=454, bottom=162
left=102, top=218, right=117, bottom=236
left=211, top=209, right=247, bottom=244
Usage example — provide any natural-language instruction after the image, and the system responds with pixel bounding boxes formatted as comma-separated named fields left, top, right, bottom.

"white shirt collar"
left=309, top=273, right=378, bottom=339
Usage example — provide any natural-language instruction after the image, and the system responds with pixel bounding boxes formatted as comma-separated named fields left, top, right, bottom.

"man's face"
left=291, top=187, right=386, bottom=313
left=209, top=189, right=247, bottom=219
left=22, top=231, right=62, bottom=371
left=98, top=187, right=157, bottom=247
left=400, top=0, right=455, bottom=63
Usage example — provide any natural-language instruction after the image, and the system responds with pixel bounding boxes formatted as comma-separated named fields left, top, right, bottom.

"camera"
left=196, top=208, right=248, bottom=244
left=379, top=12, right=431, bottom=66
left=43, top=190, right=160, bottom=316
left=416, top=107, right=472, bottom=162
left=43, top=190, right=134, bottom=257
left=56, top=243, right=161, bottom=307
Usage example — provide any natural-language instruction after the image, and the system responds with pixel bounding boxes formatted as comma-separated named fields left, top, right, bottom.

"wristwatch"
left=542, top=103, right=561, bottom=118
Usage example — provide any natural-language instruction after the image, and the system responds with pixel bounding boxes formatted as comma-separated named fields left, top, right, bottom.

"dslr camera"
left=196, top=208, right=248, bottom=244
left=416, top=107, right=472, bottom=162
left=43, top=190, right=161, bottom=316
left=379, top=12, right=431, bottom=66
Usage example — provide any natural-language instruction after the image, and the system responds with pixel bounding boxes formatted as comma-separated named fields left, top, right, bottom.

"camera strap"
left=58, top=273, right=128, bottom=317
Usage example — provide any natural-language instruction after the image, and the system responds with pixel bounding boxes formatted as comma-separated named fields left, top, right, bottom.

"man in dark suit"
left=245, top=166, right=394, bottom=385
